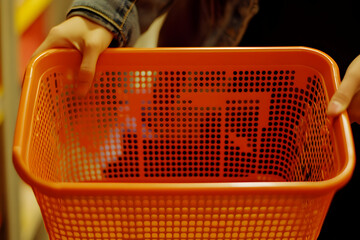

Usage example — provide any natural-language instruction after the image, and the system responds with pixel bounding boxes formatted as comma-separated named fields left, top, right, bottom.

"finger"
left=32, top=40, right=51, bottom=59
left=327, top=79, right=356, bottom=116
left=75, top=42, right=103, bottom=96
left=327, top=57, right=360, bottom=116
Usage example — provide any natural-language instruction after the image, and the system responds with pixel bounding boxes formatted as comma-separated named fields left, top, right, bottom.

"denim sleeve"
left=67, top=0, right=140, bottom=47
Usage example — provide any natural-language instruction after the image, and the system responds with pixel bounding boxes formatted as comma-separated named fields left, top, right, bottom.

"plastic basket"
left=13, top=47, right=355, bottom=240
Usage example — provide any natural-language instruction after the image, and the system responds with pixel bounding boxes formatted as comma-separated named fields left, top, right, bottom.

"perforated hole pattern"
left=29, top=67, right=335, bottom=183
left=28, top=66, right=336, bottom=239
left=35, top=192, right=332, bottom=240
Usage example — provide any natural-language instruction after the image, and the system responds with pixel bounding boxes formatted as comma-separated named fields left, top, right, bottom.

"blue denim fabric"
left=67, top=0, right=259, bottom=47
left=68, top=0, right=142, bottom=46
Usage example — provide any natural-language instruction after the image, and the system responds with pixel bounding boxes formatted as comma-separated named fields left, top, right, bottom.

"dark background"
left=240, top=0, right=360, bottom=239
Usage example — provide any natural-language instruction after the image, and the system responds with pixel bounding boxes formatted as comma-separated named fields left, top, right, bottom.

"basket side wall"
left=28, top=65, right=337, bottom=183
left=34, top=189, right=334, bottom=240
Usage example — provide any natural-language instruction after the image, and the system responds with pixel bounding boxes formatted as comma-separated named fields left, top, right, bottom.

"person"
left=32, top=0, right=360, bottom=123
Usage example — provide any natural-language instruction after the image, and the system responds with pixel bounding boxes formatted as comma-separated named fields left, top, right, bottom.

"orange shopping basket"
left=13, top=47, right=355, bottom=240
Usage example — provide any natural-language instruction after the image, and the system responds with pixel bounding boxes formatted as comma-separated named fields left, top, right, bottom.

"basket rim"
left=13, top=47, right=356, bottom=196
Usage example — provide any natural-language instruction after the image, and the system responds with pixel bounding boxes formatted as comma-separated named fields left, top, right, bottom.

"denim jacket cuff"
left=67, top=0, right=140, bottom=47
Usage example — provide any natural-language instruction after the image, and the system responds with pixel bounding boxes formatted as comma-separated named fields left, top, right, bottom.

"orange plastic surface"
left=13, top=47, right=355, bottom=240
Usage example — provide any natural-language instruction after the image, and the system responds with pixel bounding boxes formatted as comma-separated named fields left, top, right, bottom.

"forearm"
left=67, top=0, right=140, bottom=47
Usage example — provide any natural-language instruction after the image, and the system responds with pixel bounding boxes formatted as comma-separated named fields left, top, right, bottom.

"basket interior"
left=28, top=64, right=337, bottom=183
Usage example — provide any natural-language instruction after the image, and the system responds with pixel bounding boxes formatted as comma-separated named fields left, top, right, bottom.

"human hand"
left=33, top=16, right=113, bottom=96
left=327, top=55, right=360, bottom=124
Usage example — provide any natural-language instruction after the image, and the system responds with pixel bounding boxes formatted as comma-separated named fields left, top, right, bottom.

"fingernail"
left=327, top=101, right=344, bottom=115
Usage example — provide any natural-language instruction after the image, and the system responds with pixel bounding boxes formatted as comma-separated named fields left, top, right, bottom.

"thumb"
left=75, top=44, right=102, bottom=96
left=327, top=73, right=360, bottom=117
left=327, top=56, right=360, bottom=117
